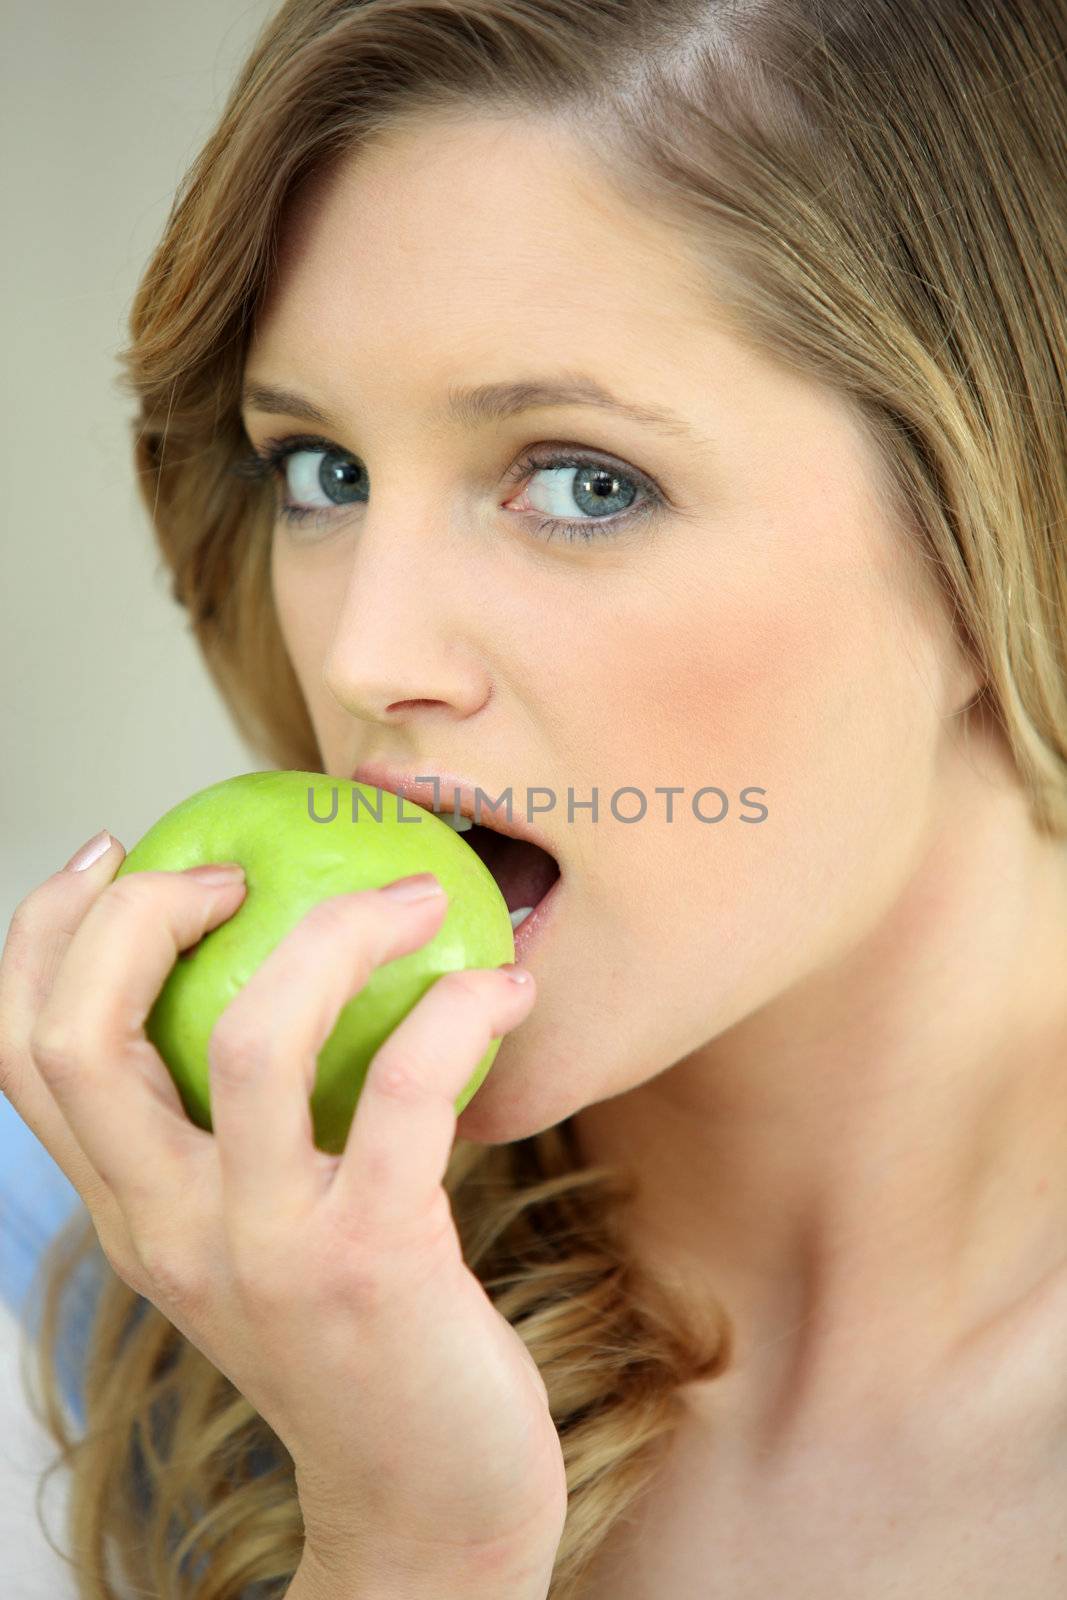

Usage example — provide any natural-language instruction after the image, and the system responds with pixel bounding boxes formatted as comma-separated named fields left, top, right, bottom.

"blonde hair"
left=20, top=1, right=1067, bottom=1594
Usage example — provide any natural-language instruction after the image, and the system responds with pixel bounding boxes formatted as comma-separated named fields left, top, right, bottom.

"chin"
left=454, top=1089, right=538, bottom=1146
left=454, top=1053, right=571, bottom=1146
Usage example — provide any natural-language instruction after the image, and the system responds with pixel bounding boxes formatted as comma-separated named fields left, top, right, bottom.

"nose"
left=320, top=517, right=491, bottom=723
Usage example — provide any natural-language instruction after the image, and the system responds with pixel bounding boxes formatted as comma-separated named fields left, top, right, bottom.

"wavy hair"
left=18, top=1, right=1067, bottom=1594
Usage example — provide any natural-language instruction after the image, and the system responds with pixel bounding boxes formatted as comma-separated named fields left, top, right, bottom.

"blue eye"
left=231, top=433, right=665, bottom=546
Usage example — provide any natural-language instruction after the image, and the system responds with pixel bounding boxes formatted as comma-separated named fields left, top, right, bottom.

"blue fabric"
left=0, top=1089, right=103, bottom=1432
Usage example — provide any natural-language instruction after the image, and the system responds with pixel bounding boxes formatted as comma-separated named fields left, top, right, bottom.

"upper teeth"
left=438, top=812, right=474, bottom=833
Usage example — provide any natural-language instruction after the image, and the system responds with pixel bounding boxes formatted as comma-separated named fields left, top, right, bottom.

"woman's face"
left=241, top=114, right=980, bottom=1145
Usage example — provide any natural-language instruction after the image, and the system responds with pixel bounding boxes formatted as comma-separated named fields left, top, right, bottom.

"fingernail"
left=185, top=863, right=246, bottom=886
left=379, top=872, right=445, bottom=903
left=64, top=830, right=114, bottom=872
left=498, top=962, right=532, bottom=985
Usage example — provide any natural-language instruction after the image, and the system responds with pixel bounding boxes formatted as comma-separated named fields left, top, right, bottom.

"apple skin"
left=114, top=770, right=516, bottom=1154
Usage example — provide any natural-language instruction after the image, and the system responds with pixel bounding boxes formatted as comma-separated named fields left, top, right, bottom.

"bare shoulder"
left=579, top=1285, right=1067, bottom=1600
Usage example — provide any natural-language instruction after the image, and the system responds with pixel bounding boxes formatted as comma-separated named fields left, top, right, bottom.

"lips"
left=350, top=761, right=562, bottom=920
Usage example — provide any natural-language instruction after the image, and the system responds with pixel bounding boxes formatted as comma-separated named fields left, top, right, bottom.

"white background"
left=1, top=2, right=281, bottom=1590
left=1, top=0, right=280, bottom=928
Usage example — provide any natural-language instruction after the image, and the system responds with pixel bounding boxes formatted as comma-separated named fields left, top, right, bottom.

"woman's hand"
left=0, top=833, right=568, bottom=1596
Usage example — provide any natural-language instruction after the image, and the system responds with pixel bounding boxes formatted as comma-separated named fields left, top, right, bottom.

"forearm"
left=286, top=1570, right=498, bottom=1600
left=286, top=1574, right=544, bottom=1599
left=286, top=1541, right=555, bottom=1600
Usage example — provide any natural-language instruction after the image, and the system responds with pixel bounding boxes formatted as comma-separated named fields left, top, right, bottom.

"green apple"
left=115, top=770, right=515, bottom=1154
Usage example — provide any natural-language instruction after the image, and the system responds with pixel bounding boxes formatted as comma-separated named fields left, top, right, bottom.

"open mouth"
left=452, top=819, right=561, bottom=930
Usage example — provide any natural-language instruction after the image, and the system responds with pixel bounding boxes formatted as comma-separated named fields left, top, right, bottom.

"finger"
left=327, top=962, right=535, bottom=1236
left=28, top=866, right=248, bottom=1205
left=206, top=884, right=451, bottom=1232
left=0, top=833, right=128, bottom=1208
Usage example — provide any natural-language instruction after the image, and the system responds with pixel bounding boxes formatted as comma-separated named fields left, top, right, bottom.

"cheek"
left=270, top=542, right=342, bottom=711
left=271, top=539, right=309, bottom=666
left=584, top=532, right=947, bottom=987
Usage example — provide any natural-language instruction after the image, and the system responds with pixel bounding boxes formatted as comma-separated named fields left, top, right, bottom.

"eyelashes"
left=230, top=431, right=666, bottom=546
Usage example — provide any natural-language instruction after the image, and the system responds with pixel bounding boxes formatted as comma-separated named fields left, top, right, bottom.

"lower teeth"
left=509, top=905, right=535, bottom=930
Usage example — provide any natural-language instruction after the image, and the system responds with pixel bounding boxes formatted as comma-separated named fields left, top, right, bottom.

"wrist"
left=288, top=1539, right=555, bottom=1600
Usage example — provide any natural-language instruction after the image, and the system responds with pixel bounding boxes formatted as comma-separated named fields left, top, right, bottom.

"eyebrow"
left=240, top=372, right=703, bottom=444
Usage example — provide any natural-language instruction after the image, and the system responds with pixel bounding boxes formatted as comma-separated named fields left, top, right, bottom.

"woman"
left=1, top=1, right=1066, bottom=1595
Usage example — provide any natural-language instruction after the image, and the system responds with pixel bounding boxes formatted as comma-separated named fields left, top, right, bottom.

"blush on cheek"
left=604, top=602, right=812, bottom=810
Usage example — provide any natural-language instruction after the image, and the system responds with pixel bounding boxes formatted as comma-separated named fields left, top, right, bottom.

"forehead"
left=251, top=115, right=724, bottom=372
